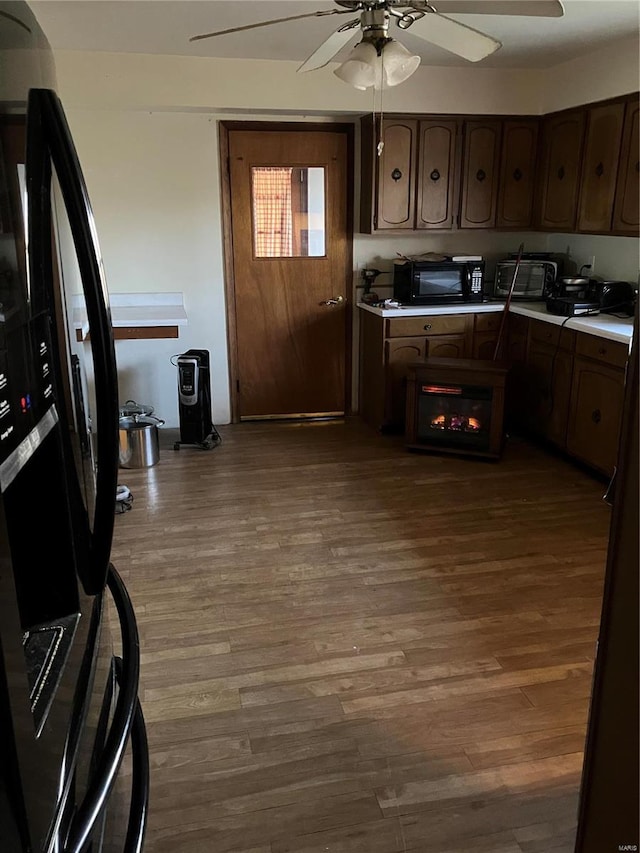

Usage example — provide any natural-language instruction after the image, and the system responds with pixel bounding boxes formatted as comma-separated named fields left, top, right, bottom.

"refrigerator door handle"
left=27, top=88, right=119, bottom=595
left=63, top=566, right=140, bottom=853
left=115, top=658, right=149, bottom=853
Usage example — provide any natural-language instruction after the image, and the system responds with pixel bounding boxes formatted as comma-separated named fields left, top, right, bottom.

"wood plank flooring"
left=110, top=419, right=611, bottom=852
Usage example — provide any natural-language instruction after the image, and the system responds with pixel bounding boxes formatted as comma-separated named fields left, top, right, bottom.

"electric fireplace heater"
left=405, top=358, right=509, bottom=459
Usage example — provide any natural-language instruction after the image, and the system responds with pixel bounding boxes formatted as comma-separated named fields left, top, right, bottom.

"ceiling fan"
left=190, top=1, right=565, bottom=88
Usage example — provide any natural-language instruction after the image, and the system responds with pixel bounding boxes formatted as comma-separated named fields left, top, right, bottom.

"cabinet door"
left=567, top=357, right=626, bottom=476
left=496, top=120, right=539, bottom=229
left=426, top=333, right=469, bottom=359
left=416, top=119, right=457, bottom=230
left=577, top=102, right=625, bottom=233
left=504, top=315, right=529, bottom=428
left=526, top=339, right=573, bottom=448
left=376, top=118, right=418, bottom=230
left=537, top=111, right=585, bottom=231
left=472, top=331, right=498, bottom=360
left=459, top=120, right=501, bottom=229
left=612, top=99, right=640, bottom=235
left=385, top=336, right=426, bottom=426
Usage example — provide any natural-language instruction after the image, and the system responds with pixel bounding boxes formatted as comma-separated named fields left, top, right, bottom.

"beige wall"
left=50, top=41, right=639, bottom=426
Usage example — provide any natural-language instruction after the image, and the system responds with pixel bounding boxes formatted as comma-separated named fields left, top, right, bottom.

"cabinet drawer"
left=474, top=312, right=502, bottom=332
left=575, top=333, right=628, bottom=368
left=386, top=314, right=468, bottom=338
left=529, top=319, right=575, bottom=351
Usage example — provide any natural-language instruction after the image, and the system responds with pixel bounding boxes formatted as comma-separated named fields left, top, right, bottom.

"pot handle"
left=130, top=414, right=164, bottom=426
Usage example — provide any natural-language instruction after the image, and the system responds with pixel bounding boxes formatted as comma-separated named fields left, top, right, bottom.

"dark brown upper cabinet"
left=360, top=115, right=417, bottom=231
left=537, top=110, right=585, bottom=231
left=416, top=119, right=458, bottom=230
left=359, top=95, right=638, bottom=236
left=612, top=98, right=640, bottom=235
left=577, top=101, right=625, bottom=233
left=496, top=120, right=539, bottom=229
left=459, top=120, right=502, bottom=229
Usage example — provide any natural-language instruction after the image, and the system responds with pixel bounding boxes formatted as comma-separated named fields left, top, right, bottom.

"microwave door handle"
left=28, top=89, right=119, bottom=595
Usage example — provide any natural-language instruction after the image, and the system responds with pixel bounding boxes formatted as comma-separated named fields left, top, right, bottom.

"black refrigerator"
left=0, top=2, right=149, bottom=850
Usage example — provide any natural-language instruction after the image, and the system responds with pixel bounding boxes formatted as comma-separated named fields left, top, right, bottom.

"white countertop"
left=358, top=301, right=503, bottom=318
left=508, top=302, right=633, bottom=345
left=357, top=301, right=634, bottom=346
left=73, top=292, right=188, bottom=338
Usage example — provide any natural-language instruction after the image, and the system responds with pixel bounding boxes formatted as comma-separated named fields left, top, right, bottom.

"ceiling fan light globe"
left=382, top=40, right=421, bottom=87
left=334, top=41, right=378, bottom=89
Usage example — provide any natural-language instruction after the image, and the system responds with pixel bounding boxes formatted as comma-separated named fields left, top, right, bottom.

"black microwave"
left=393, top=260, right=485, bottom=305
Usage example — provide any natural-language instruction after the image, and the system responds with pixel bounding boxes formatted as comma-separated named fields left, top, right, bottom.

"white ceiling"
left=29, top=0, right=640, bottom=69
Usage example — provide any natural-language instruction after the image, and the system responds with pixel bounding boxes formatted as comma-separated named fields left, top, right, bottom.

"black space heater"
left=174, top=349, right=221, bottom=450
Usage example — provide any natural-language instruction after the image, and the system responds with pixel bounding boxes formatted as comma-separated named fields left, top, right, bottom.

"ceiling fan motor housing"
left=360, top=8, right=391, bottom=44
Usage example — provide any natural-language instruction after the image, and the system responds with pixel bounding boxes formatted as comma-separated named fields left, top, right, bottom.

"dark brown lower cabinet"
left=506, top=319, right=628, bottom=478
left=526, top=338, right=574, bottom=447
left=386, top=336, right=427, bottom=427
left=426, top=333, right=468, bottom=359
left=566, top=355, right=626, bottom=476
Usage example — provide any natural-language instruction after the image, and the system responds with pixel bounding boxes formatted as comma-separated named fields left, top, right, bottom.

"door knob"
left=320, top=296, right=345, bottom=306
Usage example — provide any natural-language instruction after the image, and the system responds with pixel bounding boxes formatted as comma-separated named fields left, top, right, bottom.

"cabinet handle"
left=592, top=409, right=602, bottom=424
left=391, top=168, right=402, bottom=182
left=513, top=168, right=523, bottom=181
left=598, top=346, right=607, bottom=356
left=430, top=169, right=441, bottom=182
left=557, top=165, right=565, bottom=180
left=424, top=323, right=432, bottom=331
left=476, top=169, right=486, bottom=182
left=595, top=162, right=604, bottom=178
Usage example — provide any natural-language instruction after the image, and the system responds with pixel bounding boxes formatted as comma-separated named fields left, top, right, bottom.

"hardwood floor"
left=110, top=419, right=611, bottom=853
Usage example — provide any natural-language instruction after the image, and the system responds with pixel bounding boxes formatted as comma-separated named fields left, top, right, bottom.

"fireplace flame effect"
left=430, top=414, right=482, bottom=433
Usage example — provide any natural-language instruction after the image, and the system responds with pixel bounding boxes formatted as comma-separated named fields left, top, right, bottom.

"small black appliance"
left=598, top=281, right=637, bottom=316
left=175, top=349, right=221, bottom=450
left=393, top=259, right=485, bottom=305
left=546, top=296, right=601, bottom=317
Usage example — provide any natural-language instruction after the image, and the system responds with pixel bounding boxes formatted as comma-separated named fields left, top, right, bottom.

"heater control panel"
left=177, top=356, right=199, bottom=407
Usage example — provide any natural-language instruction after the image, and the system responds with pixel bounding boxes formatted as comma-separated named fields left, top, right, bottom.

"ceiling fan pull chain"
left=375, top=63, right=385, bottom=158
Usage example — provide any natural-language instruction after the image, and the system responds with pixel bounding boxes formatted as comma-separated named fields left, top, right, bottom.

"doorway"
left=220, top=123, right=353, bottom=421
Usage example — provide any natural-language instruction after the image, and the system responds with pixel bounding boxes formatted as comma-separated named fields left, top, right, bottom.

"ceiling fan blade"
left=405, top=12, right=501, bottom=61
left=426, top=1, right=564, bottom=17
left=298, top=19, right=361, bottom=72
left=190, top=9, right=349, bottom=43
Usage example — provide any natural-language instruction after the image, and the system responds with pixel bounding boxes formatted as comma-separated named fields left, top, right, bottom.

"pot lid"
left=118, top=399, right=154, bottom=417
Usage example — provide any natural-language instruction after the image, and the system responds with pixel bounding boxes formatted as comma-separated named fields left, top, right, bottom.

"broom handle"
left=493, top=242, right=525, bottom=361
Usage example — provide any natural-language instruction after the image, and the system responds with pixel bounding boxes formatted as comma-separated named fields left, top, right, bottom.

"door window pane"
left=251, top=167, right=325, bottom=258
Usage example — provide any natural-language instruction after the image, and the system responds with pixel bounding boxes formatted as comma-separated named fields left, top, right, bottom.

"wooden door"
left=577, top=102, right=625, bottom=233
left=416, top=119, right=457, bottom=230
left=226, top=127, right=350, bottom=419
left=566, top=356, right=626, bottom=475
left=537, top=110, right=585, bottom=230
left=376, top=118, right=418, bottom=230
left=612, top=98, right=640, bottom=234
left=496, top=120, right=539, bottom=228
left=459, top=120, right=502, bottom=229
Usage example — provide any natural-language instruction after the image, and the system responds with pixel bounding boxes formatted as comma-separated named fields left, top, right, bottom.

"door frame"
left=219, top=120, right=354, bottom=423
